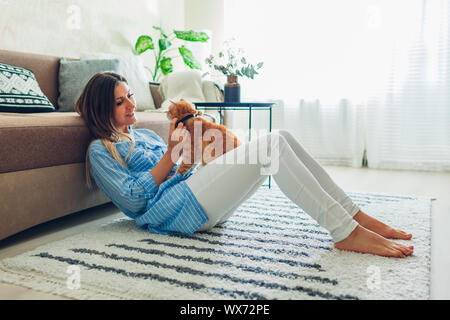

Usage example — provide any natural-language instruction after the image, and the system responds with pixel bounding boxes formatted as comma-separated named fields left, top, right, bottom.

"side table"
left=193, top=102, right=275, bottom=188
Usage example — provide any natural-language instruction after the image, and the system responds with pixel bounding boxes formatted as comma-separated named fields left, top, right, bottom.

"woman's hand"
left=150, top=118, right=189, bottom=187
left=167, top=118, right=189, bottom=163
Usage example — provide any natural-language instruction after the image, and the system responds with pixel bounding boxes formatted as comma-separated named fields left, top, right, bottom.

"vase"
left=224, top=75, right=240, bottom=103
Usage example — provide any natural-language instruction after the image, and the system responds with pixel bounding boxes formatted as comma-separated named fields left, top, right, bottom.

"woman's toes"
left=395, top=242, right=415, bottom=255
left=397, top=230, right=413, bottom=240
left=386, top=228, right=413, bottom=240
left=334, top=225, right=414, bottom=258
left=389, top=247, right=406, bottom=258
left=394, top=244, right=413, bottom=256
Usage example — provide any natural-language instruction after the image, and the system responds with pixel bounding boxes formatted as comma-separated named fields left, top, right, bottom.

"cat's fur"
left=166, top=99, right=242, bottom=175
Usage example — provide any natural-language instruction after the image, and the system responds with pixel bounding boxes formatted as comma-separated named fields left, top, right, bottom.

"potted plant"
left=205, top=39, right=263, bottom=102
left=135, top=26, right=210, bottom=82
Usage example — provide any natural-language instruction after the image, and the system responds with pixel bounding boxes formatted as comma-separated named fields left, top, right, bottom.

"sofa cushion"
left=159, top=70, right=205, bottom=111
left=0, top=111, right=170, bottom=174
left=57, top=58, right=121, bottom=112
left=0, top=62, right=55, bottom=113
left=81, top=52, right=155, bottom=111
left=0, top=49, right=60, bottom=107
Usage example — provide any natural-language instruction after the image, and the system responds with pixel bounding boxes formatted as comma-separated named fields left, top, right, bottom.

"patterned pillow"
left=0, top=62, right=55, bottom=113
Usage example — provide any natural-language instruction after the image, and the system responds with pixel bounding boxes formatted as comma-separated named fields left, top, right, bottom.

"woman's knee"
left=276, top=130, right=304, bottom=151
left=266, top=131, right=288, bottom=150
left=277, top=129, right=294, bottom=141
left=255, top=131, right=285, bottom=145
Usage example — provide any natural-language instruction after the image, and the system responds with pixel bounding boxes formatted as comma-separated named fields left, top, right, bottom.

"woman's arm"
left=89, top=144, right=155, bottom=218
left=150, top=118, right=188, bottom=187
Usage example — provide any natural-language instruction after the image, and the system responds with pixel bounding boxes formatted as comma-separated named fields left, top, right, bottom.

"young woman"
left=76, top=72, right=414, bottom=258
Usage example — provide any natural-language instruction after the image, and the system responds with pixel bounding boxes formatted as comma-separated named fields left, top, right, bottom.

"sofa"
left=0, top=49, right=224, bottom=241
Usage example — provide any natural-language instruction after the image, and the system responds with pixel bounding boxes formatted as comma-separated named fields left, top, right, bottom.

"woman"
left=76, top=72, right=414, bottom=258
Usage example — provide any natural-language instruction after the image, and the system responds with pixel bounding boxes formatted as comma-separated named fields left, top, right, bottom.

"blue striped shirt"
left=88, top=125, right=209, bottom=234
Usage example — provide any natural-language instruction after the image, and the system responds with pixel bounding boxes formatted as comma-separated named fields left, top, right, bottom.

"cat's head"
left=166, top=99, right=200, bottom=121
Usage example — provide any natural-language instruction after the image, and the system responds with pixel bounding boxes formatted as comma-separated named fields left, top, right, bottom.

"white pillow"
left=202, top=80, right=223, bottom=102
left=159, top=70, right=205, bottom=111
left=80, top=52, right=155, bottom=110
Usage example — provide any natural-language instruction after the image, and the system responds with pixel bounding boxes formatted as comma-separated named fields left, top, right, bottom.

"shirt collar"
left=127, top=125, right=134, bottom=136
left=113, top=125, right=134, bottom=142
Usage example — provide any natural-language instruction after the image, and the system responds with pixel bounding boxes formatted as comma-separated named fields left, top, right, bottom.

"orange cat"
left=166, top=99, right=242, bottom=175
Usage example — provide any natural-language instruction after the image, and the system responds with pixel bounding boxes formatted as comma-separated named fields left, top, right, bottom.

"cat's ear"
left=180, top=98, right=185, bottom=102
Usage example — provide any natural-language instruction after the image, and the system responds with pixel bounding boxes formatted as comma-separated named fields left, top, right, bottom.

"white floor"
left=0, top=165, right=449, bottom=300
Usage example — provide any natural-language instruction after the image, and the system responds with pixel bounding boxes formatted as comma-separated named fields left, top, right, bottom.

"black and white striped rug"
left=0, top=184, right=431, bottom=300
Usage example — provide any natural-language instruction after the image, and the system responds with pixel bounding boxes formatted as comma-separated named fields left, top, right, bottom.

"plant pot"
left=224, top=75, right=240, bottom=103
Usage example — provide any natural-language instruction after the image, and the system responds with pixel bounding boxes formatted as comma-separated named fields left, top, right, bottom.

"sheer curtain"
left=366, top=0, right=450, bottom=171
left=224, top=0, right=450, bottom=171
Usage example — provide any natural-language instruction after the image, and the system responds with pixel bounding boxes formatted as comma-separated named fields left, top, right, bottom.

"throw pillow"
left=202, top=80, right=224, bottom=102
left=81, top=52, right=155, bottom=111
left=57, top=57, right=120, bottom=112
left=0, top=62, right=55, bottom=113
left=159, top=70, right=206, bottom=111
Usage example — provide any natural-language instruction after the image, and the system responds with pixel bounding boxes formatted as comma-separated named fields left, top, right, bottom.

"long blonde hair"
left=75, top=72, right=135, bottom=189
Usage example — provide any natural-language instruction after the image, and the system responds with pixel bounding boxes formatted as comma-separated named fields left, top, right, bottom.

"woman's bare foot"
left=334, top=225, right=414, bottom=258
left=353, top=210, right=412, bottom=240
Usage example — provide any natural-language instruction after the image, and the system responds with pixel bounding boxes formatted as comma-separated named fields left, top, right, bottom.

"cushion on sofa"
left=0, top=111, right=170, bottom=174
left=81, top=52, right=155, bottom=111
left=159, top=70, right=205, bottom=111
left=0, top=62, right=55, bottom=113
left=157, top=71, right=225, bottom=123
left=0, top=49, right=60, bottom=107
left=57, top=57, right=121, bottom=112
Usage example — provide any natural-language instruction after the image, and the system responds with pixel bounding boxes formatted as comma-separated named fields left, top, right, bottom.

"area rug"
left=0, top=184, right=431, bottom=300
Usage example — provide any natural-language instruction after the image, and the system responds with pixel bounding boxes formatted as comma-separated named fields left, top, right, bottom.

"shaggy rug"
left=0, top=184, right=431, bottom=300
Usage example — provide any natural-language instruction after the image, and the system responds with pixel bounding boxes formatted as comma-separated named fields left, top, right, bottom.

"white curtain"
left=366, top=0, right=450, bottom=171
left=224, top=0, right=450, bottom=171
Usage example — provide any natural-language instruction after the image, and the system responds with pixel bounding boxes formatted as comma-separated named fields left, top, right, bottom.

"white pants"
left=185, top=130, right=360, bottom=242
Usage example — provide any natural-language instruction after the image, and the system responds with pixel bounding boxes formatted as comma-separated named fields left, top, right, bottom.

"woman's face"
left=113, top=81, right=136, bottom=133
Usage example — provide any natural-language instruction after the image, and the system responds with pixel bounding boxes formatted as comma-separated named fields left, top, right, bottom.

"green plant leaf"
left=174, top=30, right=209, bottom=42
left=135, top=35, right=154, bottom=54
left=214, top=65, right=228, bottom=75
left=160, top=57, right=173, bottom=75
left=205, top=55, right=214, bottom=65
left=153, top=26, right=168, bottom=38
left=158, top=38, right=171, bottom=51
left=257, top=62, right=264, bottom=69
left=241, top=65, right=257, bottom=79
left=179, top=45, right=202, bottom=69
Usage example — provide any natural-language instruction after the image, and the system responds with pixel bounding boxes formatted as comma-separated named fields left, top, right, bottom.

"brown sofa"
left=0, top=49, right=222, bottom=241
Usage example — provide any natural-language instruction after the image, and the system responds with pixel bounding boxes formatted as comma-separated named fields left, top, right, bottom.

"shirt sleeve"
left=89, top=145, right=158, bottom=219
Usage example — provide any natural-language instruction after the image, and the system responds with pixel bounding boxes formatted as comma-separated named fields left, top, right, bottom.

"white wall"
left=160, top=0, right=185, bottom=32
left=184, top=0, right=225, bottom=81
left=0, top=0, right=219, bottom=79
left=0, top=0, right=160, bottom=68
left=184, top=0, right=224, bottom=56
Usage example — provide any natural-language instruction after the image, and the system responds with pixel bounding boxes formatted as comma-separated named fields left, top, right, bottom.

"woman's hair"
left=75, top=72, right=135, bottom=189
